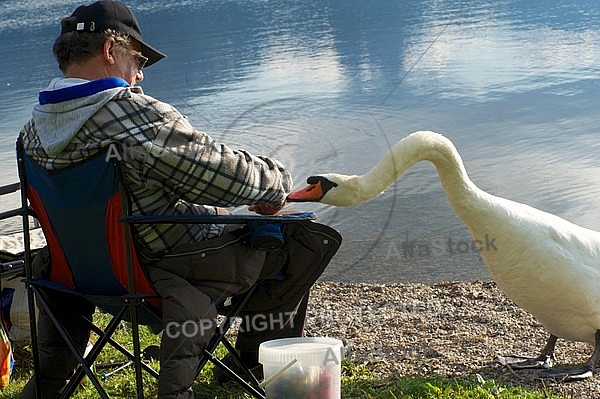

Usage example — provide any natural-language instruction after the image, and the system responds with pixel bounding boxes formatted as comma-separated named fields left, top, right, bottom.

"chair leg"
left=25, top=283, right=42, bottom=399
left=128, top=298, right=145, bottom=399
left=32, top=286, right=110, bottom=399
left=204, top=350, right=266, bottom=399
left=58, top=299, right=157, bottom=399
left=195, top=283, right=266, bottom=399
left=196, top=282, right=260, bottom=373
left=86, top=320, right=159, bottom=378
left=220, top=338, right=262, bottom=390
left=31, top=287, right=154, bottom=399
left=22, top=195, right=42, bottom=399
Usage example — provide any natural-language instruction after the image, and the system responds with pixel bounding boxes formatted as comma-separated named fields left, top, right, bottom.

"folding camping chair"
left=16, top=139, right=317, bottom=399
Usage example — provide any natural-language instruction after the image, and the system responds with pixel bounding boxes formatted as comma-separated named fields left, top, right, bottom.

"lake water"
left=2, top=0, right=600, bottom=284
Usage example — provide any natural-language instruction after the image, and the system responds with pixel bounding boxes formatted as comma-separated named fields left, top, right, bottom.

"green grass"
left=340, top=365, right=558, bottom=399
left=0, top=312, right=563, bottom=398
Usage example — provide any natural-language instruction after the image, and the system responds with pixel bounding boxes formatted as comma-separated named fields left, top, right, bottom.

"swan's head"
left=287, top=175, right=338, bottom=203
left=287, top=174, right=362, bottom=207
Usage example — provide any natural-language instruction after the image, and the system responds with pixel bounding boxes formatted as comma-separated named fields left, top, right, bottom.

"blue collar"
left=38, top=77, right=130, bottom=105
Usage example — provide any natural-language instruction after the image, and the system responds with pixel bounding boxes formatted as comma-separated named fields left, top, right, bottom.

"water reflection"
left=400, top=1, right=600, bottom=101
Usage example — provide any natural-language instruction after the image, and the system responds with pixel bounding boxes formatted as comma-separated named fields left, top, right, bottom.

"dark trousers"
left=20, top=221, right=341, bottom=399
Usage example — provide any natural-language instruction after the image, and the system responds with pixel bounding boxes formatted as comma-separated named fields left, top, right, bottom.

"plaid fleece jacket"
left=21, top=77, right=292, bottom=255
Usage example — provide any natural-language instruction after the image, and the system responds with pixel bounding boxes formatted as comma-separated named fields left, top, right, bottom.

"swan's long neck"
left=354, top=132, right=486, bottom=217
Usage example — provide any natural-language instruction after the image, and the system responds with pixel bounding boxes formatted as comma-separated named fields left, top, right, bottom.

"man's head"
left=53, top=1, right=165, bottom=84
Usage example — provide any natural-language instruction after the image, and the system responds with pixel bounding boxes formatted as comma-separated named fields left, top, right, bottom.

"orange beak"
left=286, top=181, right=324, bottom=202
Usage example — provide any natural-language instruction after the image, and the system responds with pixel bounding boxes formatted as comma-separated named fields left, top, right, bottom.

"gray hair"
left=53, top=17, right=131, bottom=73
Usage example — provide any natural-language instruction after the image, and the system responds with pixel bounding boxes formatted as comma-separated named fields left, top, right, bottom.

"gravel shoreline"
left=306, top=280, right=599, bottom=398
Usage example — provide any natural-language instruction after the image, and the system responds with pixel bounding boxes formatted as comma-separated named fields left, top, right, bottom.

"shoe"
left=213, top=353, right=263, bottom=385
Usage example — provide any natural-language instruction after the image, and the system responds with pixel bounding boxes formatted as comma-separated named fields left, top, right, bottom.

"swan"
left=287, top=130, right=600, bottom=380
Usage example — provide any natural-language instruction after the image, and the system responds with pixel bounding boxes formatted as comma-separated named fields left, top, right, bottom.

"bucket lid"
left=259, top=337, right=344, bottom=367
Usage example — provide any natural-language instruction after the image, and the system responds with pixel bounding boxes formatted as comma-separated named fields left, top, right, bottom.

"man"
left=19, top=1, right=341, bottom=398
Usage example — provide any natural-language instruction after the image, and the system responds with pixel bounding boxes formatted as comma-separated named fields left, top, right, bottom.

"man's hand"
left=248, top=202, right=284, bottom=215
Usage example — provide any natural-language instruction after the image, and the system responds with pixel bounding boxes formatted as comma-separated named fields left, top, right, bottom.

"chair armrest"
left=120, top=212, right=317, bottom=225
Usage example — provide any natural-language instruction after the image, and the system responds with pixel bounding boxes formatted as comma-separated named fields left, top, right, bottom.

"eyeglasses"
left=129, top=49, right=148, bottom=71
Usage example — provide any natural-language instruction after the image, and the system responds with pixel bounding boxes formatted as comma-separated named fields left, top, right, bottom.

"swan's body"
left=288, top=131, right=600, bottom=377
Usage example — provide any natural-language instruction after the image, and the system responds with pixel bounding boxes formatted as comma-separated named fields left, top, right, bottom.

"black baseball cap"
left=60, top=1, right=166, bottom=67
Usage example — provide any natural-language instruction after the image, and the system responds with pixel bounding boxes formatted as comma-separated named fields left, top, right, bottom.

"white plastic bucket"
left=259, top=337, right=344, bottom=399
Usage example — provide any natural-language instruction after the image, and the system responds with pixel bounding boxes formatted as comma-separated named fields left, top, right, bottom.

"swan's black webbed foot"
left=537, top=330, right=600, bottom=381
left=496, top=334, right=557, bottom=369
left=498, top=331, right=600, bottom=381
left=539, top=364, right=593, bottom=381
left=495, top=354, right=554, bottom=369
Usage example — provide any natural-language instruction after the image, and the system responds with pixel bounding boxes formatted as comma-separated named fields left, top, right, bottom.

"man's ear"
left=103, top=38, right=116, bottom=65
